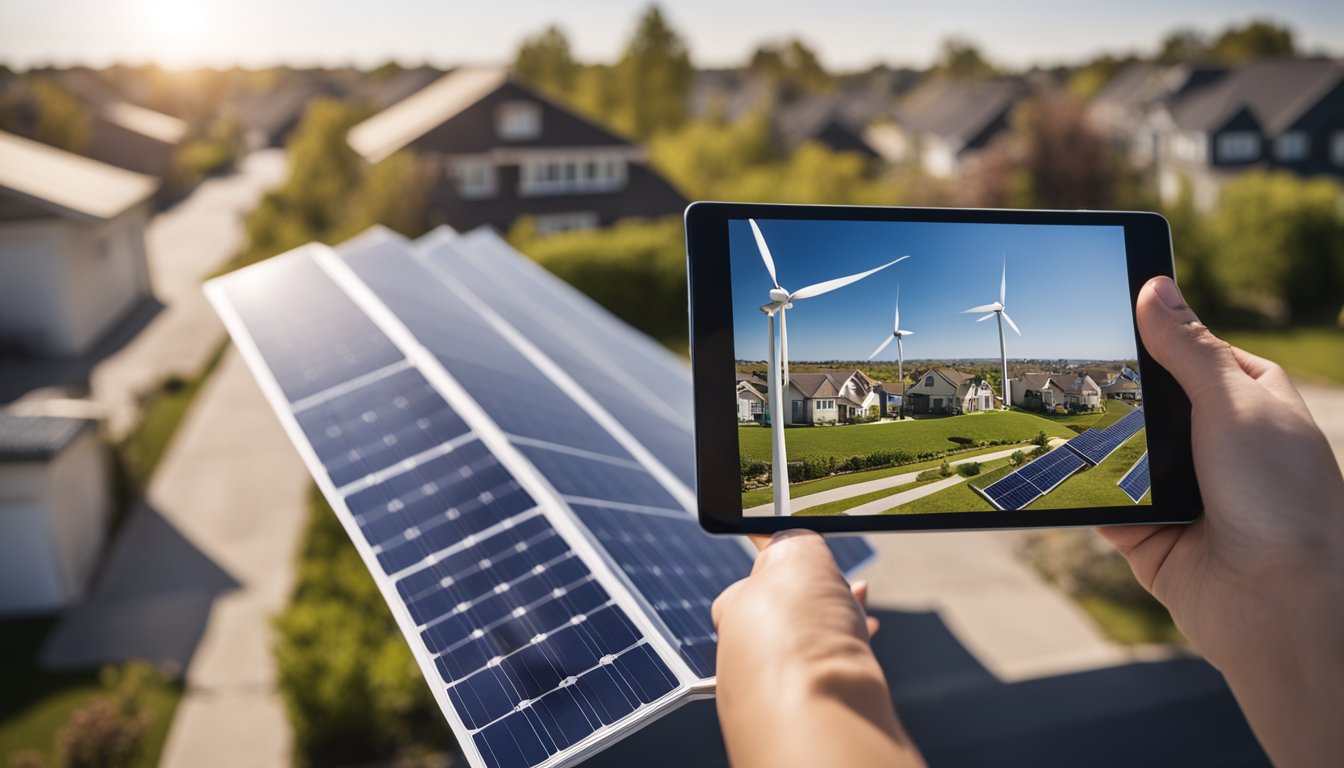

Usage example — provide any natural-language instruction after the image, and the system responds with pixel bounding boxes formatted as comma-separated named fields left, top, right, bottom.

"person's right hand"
left=1096, top=276, right=1344, bottom=767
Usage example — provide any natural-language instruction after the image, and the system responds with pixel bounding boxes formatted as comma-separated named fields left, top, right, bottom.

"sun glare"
left=145, top=0, right=208, bottom=66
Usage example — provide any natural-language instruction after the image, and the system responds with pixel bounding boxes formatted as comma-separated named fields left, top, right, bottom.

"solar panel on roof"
left=207, top=226, right=873, bottom=768
left=1117, top=452, right=1151, bottom=503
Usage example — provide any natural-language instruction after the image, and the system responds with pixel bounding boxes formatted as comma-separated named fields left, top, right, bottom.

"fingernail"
left=1153, top=277, right=1185, bottom=310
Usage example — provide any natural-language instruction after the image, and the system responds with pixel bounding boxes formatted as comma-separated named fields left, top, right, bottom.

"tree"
left=514, top=25, right=579, bottom=100
left=1211, top=20, right=1295, bottom=64
left=748, top=38, right=832, bottom=91
left=1156, top=28, right=1209, bottom=64
left=613, top=5, right=693, bottom=138
left=934, top=38, right=996, bottom=79
left=31, top=79, right=91, bottom=153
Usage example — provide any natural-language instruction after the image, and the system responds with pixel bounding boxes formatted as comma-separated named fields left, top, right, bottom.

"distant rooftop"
left=102, top=101, right=189, bottom=144
left=0, top=130, right=157, bottom=221
left=1169, top=58, right=1344, bottom=136
left=348, top=66, right=510, bottom=163
left=0, top=413, right=93, bottom=461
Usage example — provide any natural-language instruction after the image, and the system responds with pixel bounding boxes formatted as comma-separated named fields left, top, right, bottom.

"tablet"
left=686, top=202, right=1200, bottom=535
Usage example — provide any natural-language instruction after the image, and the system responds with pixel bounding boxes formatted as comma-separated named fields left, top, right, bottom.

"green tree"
left=749, top=38, right=832, bottom=91
left=648, top=106, right=776, bottom=199
left=1211, top=20, right=1295, bottom=64
left=934, top=38, right=996, bottom=79
left=514, top=25, right=579, bottom=100
left=31, top=79, right=92, bottom=153
left=1156, top=28, right=1209, bottom=64
left=613, top=5, right=694, bottom=138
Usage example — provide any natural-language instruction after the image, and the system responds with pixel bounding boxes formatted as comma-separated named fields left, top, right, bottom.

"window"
left=1216, top=131, right=1261, bottom=162
left=450, top=157, right=496, bottom=199
left=924, top=375, right=934, bottom=387
left=496, top=101, right=542, bottom=140
left=519, top=152, right=627, bottom=195
left=1332, top=132, right=1344, bottom=167
left=815, top=399, right=834, bottom=410
left=1274, top=132, right=1310, bottom=162
left=749, top=401, right=763, bottom=414
left=532, top=211, right=599, bottom=235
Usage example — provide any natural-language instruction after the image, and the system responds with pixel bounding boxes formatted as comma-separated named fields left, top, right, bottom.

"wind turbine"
left=750, top=219, right=908, bottom=517
left=867, top=285, right=915, bottom=421
left=962, top=256, right=1021, bottom=410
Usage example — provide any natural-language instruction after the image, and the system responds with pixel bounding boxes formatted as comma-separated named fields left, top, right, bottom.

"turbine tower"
left=962, top=256, right=1021, bottom=409
left=750, top=219, right=908, bottom=516
left=867, top=285, right=915, bottom=421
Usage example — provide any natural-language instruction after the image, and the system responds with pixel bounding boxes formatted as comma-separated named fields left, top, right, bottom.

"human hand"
left=711, top=530, right=923, bottom=768
left=1097, top=276, right=1344, bottom=767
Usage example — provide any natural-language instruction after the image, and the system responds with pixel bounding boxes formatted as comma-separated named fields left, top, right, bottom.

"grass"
left=0, top=618, right=182, bottom=767
left=1220, top=326, right=1344, bottom=386
left=1027, top=430, right=1149, bottom=510
left=1076, top=595, right=1185, bottom=646
left=884, top=462, right=1016, bottom=515
left=797, top=455, right=1019, bottom=516
left=738, top=411, right=1074, bottom=464
left=740, top=442, right=1035, bottom=508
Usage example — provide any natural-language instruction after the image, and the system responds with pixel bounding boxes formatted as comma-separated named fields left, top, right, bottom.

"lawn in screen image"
left=731, top=218, right=1151, bottom=518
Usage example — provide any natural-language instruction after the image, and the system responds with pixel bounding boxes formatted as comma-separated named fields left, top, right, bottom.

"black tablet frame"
left=685, top=201, right=1201, bottom=535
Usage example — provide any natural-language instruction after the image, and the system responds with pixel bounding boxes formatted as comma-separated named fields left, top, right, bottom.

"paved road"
left=841, top=474, right=967, bottom=515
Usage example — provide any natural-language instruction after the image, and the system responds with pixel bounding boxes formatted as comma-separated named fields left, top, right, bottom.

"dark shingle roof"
left=896, top=78, right=1025, bottom=146
left=1169, top=58, right=1344, bottom=136
left=1092, top=63, right=1163, bottom=111
left=0, top=413, right=92, bottom=461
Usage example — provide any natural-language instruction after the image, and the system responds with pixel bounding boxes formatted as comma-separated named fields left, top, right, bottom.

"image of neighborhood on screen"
left=731, top=218, right=1150, bottom=518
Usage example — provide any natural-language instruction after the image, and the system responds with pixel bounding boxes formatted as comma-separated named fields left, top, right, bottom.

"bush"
left=947, top=436, right=974, bottom=446
left=57, top=662, right=169, bottom=768
left=915, top=468, right=944, bottom=482
left=1032, top=430, right=1049, bottom=448
left=957, top=461, right=982, bottom=477
left=1010, top=450, right=1027, bottom=467
left=938, top=460, right=952, bottom=478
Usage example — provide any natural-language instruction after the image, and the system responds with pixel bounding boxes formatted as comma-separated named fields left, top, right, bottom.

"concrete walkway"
left=841, top=474, right=967, bottom=515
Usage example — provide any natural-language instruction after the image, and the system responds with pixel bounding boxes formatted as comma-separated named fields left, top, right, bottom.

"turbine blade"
left=899, top=329, right=914, bottom=336
left=893, top=284, right=901, bottom=332
left=791, top=255, right=909, bottom=301
left=1002, top=311, right=1022, bottom=336
left=962, top=303, right=999, bottom=314
left=976, top=313, right=995, bottom=322
left=868, top=334, right=896, bottom=361
left=1000, top=255, right=1007, bottom=305
left=749, top=219, right=780, bottom=289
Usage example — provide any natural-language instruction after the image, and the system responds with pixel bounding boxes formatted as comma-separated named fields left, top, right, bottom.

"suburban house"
left=1010, top=372, right=1103, bottom=412
left=1101, top=375, right=1142, bottom=401
left=906, top=368, right=998, bottom=415
left=0, top=130, right=157, bottom=355
left=736, top=371, right=769, bottom=422
left=879, top=380, right=907, bottom=414
left=782, top=369, right=888, bottom=425
left=1096, top=59, right=1344, bottom=209
left=893, top=78, right=1026, bottom=178
left=347, top=66, right=687, bottom=235
left=1089, top=62, right=1227, bottom=167
left=0, top=413, right=111, bottom=614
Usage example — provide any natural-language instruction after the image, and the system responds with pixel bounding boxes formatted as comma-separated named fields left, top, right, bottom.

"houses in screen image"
left=736, top=371, right=769, bottom=422
left=347, top=66, right=686, bottom=235
left=905, top=367, right=997, bottom=415
left=1010, top=372, right=1103, bottom=412
left=781, top=370, right=889, bottom=424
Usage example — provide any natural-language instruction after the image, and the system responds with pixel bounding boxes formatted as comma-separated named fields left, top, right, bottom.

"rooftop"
left=0, top=130, right=158, bottom=221
left=348, top=66, right=510, bottom=163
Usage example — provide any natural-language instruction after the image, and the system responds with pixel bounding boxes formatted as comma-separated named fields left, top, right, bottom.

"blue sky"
left=729, top=218, right=1137, bottom=362
left=1, top=1, right=1340, bottom=69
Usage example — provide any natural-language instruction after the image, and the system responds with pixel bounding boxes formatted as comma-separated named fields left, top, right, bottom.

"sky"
left=1, top=1, right=1341, bottom=70
left=729, top=218, right=1137, bottom=362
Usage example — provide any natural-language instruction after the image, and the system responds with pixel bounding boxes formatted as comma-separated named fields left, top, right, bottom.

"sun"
left=147, top=0, right=206, bottom=43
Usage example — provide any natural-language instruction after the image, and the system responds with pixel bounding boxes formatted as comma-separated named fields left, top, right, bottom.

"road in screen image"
left=731, top=218, right=1151, bottom=517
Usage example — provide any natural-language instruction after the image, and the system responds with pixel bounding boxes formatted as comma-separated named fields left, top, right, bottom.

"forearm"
left=718, top=635, right=923, bottom=768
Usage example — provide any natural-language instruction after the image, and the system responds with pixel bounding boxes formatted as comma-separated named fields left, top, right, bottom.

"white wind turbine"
left=867, top=285, right=915, bottom=421
left=750, top=219, right=908, bottom=517
left=962, top=256, right=1021, bottom=409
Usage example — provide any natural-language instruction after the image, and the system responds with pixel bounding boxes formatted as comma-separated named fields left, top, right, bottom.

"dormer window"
left=496, top=101, right=541, bottom=140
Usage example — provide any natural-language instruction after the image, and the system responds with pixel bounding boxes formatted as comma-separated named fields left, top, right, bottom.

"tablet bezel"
left=686, top=201, right=1201, bottom=535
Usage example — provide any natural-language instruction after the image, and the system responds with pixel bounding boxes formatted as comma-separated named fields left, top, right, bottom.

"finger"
left=1093, top=524, right=1165, bottom=557
left=711, top=578, right=749, bottom=630
left=1229, top=345, right=1312, bottom=415
left=751, top=529, right=835, bottom=575
left=1135, top=277, right=1247, bottom=404
left=866, top=615, right=880, bottom=639
left=850, top=579, right=868, bottom=609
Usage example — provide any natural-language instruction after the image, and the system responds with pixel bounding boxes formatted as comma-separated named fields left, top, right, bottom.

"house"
left=1140, top=59, right=1344, bottom=208
left=1101, top=375, right=1142, bottom=401
left=1010, top=372, right=1103, bottom=412
left=893, top=78, right=1026, bottom=178
left=736, top=371, right=769, bottom=422
left=782, top=369, right=885, bottom=425
left=905, top=368, right=997, bottom=415
left=347, top=66, right=687, bottom=235
left=0, top=130, right=156, bottom=355
left=878, top=381, right=907, bottom=416
left=1089, top=62, right=1227, bottom=167
left=0, top=413, right=111, bottom=614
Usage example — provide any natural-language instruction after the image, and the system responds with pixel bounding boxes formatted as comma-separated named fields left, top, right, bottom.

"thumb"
left=1135, top=276, right=1245, bottom=404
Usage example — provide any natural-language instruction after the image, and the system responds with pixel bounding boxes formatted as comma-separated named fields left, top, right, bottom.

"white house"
left=0, top=414, right=111, bottom=614
left=1011, top=372, right=1103, bottom=411
left=736, top=372, right=768, bottom=422
left=0, top=130, right=157, bottom=356
left=906, top=368, right=997, bottom=415
left=782, top=370, right=885, bottom=425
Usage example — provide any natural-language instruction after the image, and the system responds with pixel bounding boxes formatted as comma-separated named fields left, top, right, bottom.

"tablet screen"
left=730, top=218, right=1151, bottom=518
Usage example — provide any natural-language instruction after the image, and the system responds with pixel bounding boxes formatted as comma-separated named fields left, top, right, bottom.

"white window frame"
left=449, top=157, right=496, bottom=199
left=1331, top=132, right=1344, bottom=167
left=1274, top=131, right=1310, bottom=162
left=495, top=101, right=542, bottom=141
left=1216, top=131, right=1261, bottom=163
left=518, top=152, right=627, bottom=196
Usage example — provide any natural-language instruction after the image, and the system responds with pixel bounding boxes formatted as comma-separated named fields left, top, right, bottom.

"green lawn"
left=1027, top=430, right=1149, bottom=510
left=1009, top=398, right=1131, bottom=431
left=738, top=411, right=1073, bottom=464
left=740, top=442, right=1035, bottom=508
left=884, top=462, right=1015, bottom=515
left=1220, top=326, right=1344, bottom=386
left=0, top=619, right=182, bottom=767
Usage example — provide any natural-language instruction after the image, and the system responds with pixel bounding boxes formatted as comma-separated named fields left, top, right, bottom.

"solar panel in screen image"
left=206, top=226, right=874, bottom=768
left=1117, top=452, right=1151, bottom=503
left=979, top=446, right=1089, bottom=511
left=1062, top=407, right=1146, bottom=466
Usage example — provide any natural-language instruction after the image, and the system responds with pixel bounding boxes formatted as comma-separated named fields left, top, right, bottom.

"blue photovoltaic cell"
left=516, top=443, right=684, bottom=512
left=827, top=537, right=877, bottom=573
left=981, top=447, right=1088, bottom=510
left=1118, top=452, right=1151, bottom=503
left=1064, top=407, right=1146, bottom=465
left=219, top=250, right=403, bottom=403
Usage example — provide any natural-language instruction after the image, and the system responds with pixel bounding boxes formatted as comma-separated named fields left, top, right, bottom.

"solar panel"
left=1062, top=407, right=1146, bottom=465
left=207, top=226, right=874, bottom=768
left=979, top=446, right=1088, bottom=511
left=1117, top=452, right=1151, bottom=503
